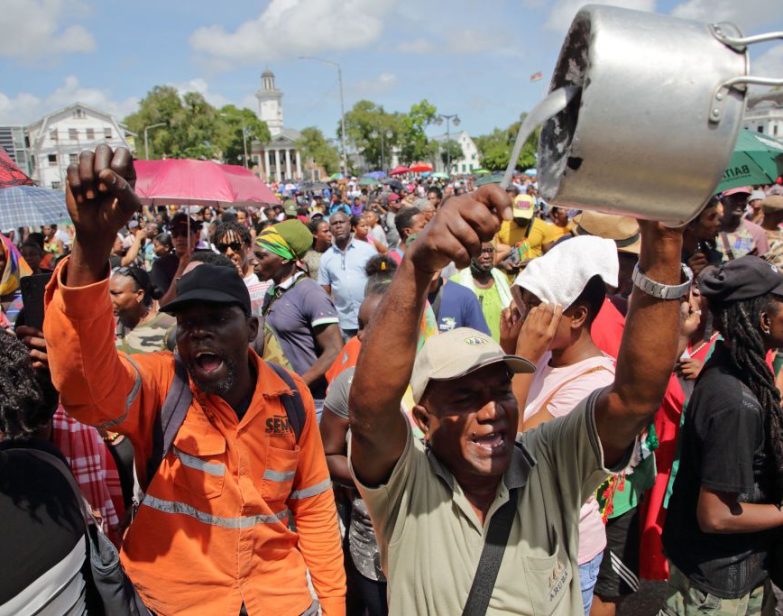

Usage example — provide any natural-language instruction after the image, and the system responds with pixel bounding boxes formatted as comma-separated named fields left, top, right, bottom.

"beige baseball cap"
left=410, top=328, right=535, bottom=404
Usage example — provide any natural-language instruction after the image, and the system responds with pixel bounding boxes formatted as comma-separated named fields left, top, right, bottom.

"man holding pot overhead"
left=348, top=183, right=687, bottom=614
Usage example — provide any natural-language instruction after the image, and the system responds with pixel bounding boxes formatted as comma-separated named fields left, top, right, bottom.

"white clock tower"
left=255, top=69, right=284, bottom=137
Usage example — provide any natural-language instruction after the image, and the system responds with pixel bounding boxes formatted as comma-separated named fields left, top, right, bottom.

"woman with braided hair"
left=661, top=256, right=783, bottom=615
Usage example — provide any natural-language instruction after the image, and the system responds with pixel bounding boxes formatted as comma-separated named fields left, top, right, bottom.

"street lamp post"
left=370, top=129, right=393, bottom=172
left=143, top=122, right=166, bottom=160
left=299, top=56, right=347, bottom=176
left=241, top=125, right=250, bottom=168
left=436, top=113, right=460, bottom=175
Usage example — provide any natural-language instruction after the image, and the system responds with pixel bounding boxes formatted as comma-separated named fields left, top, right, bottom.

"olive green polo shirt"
left=350, top=389, right=625, bottom=615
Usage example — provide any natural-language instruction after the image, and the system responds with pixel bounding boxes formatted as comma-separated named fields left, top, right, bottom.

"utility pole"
left=299, top=56, right=348, bottom=175
left=143, top=122, right=166, bottom=160
left=436, top=113, right=460, bottom=175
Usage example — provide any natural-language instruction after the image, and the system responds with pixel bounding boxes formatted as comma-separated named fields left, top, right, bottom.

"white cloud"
left=168, top=78, right=231, bottom=108
left=0, top=76, right=137, bottom=125
left=0, top=0, right=95, bottom=59
left=447, top=28, right=498, bottom=53
left=751, top=44, right=783, bottom=92
left=397, top=29, right=513, bottom=55
left=190, top=0, right=395, bottom=65
left=545, top=0, right=656, bottom=32
left=397, top=38, right=435, bottom=54
left=671, top=0, right=772, bottom=32
left=353, top=72, right=398, bottom=96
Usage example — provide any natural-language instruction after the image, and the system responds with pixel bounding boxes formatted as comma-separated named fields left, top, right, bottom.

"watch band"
left=632, top=263, right=693, bottom=300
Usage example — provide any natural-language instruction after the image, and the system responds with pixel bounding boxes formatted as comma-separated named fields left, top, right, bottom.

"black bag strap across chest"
left=461, top=488, right=518, bottom=616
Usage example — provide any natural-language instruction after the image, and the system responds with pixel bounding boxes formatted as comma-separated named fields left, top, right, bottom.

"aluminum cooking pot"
left=538, top=4, right=783, bottom=225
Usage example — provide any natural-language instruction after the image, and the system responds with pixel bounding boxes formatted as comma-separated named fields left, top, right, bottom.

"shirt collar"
left=277, top=271, right=305, bottom=290
left=331, top=237, right=357, bottom=253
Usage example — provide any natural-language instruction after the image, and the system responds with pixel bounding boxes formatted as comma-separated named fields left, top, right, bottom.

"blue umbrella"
left=365, top=171, right=386, bottom=179
left=0, top=185, right=71, bottom=229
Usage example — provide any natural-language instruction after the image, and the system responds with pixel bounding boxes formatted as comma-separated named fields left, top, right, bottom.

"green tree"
left=124, top=85, right=185, bottom=159
left=125, top=87, right=270, bottom=163
left=439, top=139, right=464, bottom=173
left=296, top=126, right=341, bottom=175
left=399, top=99, right=438, bottom=164
left=475, top=113, right=539, bottom=172
left=216, top=104, right=271, bottom=166
left=341, top=100, right=403, bottom=170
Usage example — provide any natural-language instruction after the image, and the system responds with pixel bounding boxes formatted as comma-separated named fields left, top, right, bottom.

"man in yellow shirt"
left=494, top=194, right=559, bottom=279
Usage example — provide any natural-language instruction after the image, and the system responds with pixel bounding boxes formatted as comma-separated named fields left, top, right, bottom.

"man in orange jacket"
left=42, top=145, right=346, bottom=615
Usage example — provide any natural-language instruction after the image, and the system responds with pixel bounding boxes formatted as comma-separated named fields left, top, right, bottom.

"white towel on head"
left=513, top=235, right=619, bottom=307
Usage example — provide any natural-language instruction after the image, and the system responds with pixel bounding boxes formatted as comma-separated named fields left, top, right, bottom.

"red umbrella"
left=409, top=162, right=433, bottom=173
left=134, top=159, right=280, bottom=207
left=389, top=165, right=409, bottom=176
left=0, top=147, right=33, bottom=188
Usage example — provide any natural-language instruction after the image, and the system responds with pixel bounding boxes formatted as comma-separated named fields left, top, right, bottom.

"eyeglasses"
left=216, top=241, right=243, bottom=253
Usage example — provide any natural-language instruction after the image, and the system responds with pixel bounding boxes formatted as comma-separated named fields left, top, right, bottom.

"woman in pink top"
left=501, top=235, right=619, bottom=615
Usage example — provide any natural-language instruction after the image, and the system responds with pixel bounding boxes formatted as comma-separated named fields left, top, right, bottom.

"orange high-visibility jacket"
left=43, top=260, right=346, bottom=616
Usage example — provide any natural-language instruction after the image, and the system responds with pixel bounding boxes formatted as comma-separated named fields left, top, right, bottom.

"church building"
left=252, top=70, right=304, bottom=183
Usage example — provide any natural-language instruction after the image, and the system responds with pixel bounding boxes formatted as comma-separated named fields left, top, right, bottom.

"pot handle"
left=709, top=74, right=783, bottom=124
left=710, top=24, right=783, bottom=51
left=707, top=25, right=783, bottom=124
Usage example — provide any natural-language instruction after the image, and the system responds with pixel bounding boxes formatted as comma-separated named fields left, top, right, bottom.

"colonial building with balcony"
left=432, top=130, right=480, bottom=175
left=27, top=103, right=133, bottom=190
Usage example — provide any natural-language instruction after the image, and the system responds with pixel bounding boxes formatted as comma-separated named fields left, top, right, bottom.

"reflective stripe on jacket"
left=44, top=258, right=346, bottom=616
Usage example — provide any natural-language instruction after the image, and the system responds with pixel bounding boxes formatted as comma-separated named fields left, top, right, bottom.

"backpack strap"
left=268, top=362, right=307, bottom=443
left=461, top=488, right=518, bottom=616
left=144, top=353, right=192, bottom=489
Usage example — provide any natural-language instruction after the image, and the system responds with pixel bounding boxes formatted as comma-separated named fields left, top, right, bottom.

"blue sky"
left=1, top=0, right=781, bottom=140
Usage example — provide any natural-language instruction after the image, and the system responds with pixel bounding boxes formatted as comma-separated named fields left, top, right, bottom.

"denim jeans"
left=579, top=551, right=604, bottom=615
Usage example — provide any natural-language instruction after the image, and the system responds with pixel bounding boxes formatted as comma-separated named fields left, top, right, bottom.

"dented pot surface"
left=538, top=4, right=748, bottom=225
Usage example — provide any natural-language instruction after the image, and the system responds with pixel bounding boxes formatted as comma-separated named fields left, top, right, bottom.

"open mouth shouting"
left=470, top=429, right=507, bottom=455
left=190, top=350, right=228, bottom=383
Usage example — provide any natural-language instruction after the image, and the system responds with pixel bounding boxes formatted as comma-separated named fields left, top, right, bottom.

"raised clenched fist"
left=66, top=145, right=141, bottom=259
left=406, top=184, right=512, bottom=274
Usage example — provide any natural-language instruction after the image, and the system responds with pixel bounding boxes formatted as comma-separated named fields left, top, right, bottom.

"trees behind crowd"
left=124, top=85, right=539, bottom=175
left=124, top=86, right=271, bottom=163
left=474, top=116, right=539, bottom=172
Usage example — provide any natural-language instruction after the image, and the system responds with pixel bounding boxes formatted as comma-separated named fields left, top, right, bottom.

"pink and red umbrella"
left=409, top=162, right=433, bottom=173
left=134, top=159, right=280, bottom=207
left=0, top=147, right=33, bottom=188
left=389, top=165, right=409, bottom=176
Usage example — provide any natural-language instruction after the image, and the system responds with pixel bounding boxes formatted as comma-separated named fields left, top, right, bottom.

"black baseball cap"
left=170, top=212, right=202, bottom=231
left=160, top=263, right=251, bottom=316
left=699, top=256, right=783, bottom=303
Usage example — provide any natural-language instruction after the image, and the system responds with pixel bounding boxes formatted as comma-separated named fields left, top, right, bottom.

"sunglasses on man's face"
left=216, top=241, right=243, bottom=253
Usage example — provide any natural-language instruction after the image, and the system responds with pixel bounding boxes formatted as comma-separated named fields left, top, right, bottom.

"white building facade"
left=27, top=103, right=132, bottom=190
left=433, top=130, right=480, bottom=175
left=253, top=70, right=303, bottom=183
left=744, top=90, right=783, bottom=138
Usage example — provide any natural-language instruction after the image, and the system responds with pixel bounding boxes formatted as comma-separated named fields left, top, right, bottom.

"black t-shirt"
left=0, top=439, right=87, bottom=607
left=150, top=253, right=179, bottom=296
left=663, top=342, right=777, bottom=598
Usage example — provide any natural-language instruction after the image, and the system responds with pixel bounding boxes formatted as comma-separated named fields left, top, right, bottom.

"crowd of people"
left=2, top=142, right=783, bottom=616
